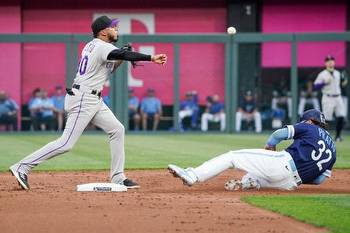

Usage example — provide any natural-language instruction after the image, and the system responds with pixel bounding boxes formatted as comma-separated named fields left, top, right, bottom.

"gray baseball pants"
left=10, top=88, right=126, bottom=184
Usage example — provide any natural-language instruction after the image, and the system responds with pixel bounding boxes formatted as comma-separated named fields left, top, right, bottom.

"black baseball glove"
left=121, top=43, right=141, bottom=68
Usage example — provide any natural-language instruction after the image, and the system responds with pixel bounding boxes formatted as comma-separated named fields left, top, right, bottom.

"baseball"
left=227, top=26, right=236, bottom=35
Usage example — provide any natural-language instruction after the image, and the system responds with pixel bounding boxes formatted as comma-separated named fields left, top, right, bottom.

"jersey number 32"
left=311, top=140, right=332, bottom=171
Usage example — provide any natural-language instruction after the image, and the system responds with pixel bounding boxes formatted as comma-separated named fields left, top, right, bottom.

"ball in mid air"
left=227, top=26, right=237, bottom=35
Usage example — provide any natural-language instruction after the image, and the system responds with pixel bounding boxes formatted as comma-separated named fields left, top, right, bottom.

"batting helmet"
left=300, top=109, right=327, bottom=128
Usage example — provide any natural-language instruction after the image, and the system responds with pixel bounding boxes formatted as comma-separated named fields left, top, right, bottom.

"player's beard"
left=108, top=33, right=118, bottom=43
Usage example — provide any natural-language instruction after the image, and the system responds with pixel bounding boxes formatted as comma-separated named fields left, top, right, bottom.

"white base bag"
left=77, top=183, right=127, bottom=192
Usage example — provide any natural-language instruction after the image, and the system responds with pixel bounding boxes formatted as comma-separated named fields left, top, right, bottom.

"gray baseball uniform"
left=10, top=38, right=127, bottom=184
left=314, top=69, right=345, bottom=121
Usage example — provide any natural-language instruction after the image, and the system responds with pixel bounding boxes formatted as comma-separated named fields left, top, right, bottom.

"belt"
left=326, top=94, right=340, bottom=97
left=72, top=84, right=102, bottom=98
left=288, top=159, right=302, bottom=185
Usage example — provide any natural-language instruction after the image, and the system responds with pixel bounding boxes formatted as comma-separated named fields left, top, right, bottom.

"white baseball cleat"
left=224, top=178, right=260, bottom=191
left=168, top=164, right=197, bottom=186
left=224, top=179, right=242, bottom=191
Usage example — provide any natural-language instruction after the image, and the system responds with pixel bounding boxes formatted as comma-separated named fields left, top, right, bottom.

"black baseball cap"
left=325, top=55, right=335, bottom=62
left=91, top=16, right=119, bottom=37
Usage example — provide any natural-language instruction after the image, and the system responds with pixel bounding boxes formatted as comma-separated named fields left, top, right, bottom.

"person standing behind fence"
left=51, top=85, right=65, bottom=131
left=141, top=88, right=162, bottom=131
left=201, top=94, right=225, bottom=132
left=235, top=90, right=262, bottom=133
left=314, top=55, right=345, bottom=142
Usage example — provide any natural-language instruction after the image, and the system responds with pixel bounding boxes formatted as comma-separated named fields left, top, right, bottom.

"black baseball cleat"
left=9, top=168, right=30, bottom=190
left=122, top=178, right=140, bottom=189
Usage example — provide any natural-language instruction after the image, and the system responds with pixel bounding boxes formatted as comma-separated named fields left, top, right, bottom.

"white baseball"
left=227, top=26, right=236, bottom=35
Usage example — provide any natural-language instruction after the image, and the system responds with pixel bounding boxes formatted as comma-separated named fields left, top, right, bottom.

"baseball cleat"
left=9, top=167, right=30, bottom=190
left=224, top=179, right=242, bottom=191
left=224, top=178, right=260, bottom=191
left=168, top=164, right=197, bottom=186
left=122, top=178, right=140, bottom=189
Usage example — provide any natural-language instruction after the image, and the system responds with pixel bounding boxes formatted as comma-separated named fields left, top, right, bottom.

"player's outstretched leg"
left=168, top=164, right=198, bottom=186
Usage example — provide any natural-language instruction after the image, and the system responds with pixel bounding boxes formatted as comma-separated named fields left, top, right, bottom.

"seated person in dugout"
left=235, top=90, right=262, bottom=133
left=29, top=89, right=55, bottom=131
left=140, top=88, right=162, bottom=131
left=201, top=94, right=225, bottom=131
left=51, top=85, right=65, bottom=131
left=0, top=90, right=18, bottom=131
left=178, top=91, right=199, bottom=130
left=128, top=88, right=141, bottom=130
left=169, top=109, right=335, bottom=191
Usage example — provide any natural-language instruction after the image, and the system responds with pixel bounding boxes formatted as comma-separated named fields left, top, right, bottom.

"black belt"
left=72, top=84, right=102, bottom=98
left=326, top=94, right=340, bottom=97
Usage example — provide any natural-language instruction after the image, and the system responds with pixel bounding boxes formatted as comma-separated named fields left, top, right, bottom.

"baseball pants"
left=235, top=111, right=262, bottom=133
left=191, top=149, right=300, bottom=190
left=201, top=112, right=226, bottom=131
left=322, top=95, right=346, bottom=121
left=11, top=88, right=126, bottom=184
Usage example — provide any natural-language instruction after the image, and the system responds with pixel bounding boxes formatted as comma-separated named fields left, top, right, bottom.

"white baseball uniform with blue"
left=169, top=121, right=336, bottom=190
left=314, top=69, right=345, bottom=120
left=10, top=38, right=127, bottom=184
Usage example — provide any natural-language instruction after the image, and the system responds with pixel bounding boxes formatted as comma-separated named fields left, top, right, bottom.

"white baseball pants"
left=322, top=95, right=346, bottom=121
left=201, top=112, right=226, bottom=131
left=235, top=111, right=262, bottom=133
left=11, top=88, right=126, bottom=184
left=191, top=149, right=300, bottom=190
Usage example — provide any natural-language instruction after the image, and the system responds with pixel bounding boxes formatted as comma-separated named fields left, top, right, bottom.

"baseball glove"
left=121, top=43, right=141, bottom=68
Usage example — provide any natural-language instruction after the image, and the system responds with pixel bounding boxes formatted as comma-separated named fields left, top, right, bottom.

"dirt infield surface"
left=1, top=169, right=349, bottom=233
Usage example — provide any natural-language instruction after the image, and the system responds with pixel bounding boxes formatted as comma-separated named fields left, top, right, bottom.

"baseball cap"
left=324, top=55, right=335, bottom=62
left=245, top=90, right=252, bottom=96
left=91, top=16, right=119, bottom=37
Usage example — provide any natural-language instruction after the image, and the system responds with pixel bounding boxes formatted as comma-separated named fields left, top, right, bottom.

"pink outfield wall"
left=22, top=8, right=227, bottom=105
left=262, top=3, right=346, bottom=67
left=0, top=5, right=21, bottom=109
left=0, top=3, right=348, bottom=108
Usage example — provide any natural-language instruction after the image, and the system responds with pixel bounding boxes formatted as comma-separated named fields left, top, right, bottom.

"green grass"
left=0, top=132, right=349, bottom=171
left=242, top=195, right=350, bottom=233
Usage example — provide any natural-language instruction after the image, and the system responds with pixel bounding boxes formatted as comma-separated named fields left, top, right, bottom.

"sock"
left=336, top=117, right=344, bottom=138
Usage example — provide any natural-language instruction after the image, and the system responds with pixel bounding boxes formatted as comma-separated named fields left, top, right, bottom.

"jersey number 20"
left=311, top=140, right=332, bottom=171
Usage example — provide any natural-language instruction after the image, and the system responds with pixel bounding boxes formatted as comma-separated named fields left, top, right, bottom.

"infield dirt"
left=1, top=169, right=349, bottom=233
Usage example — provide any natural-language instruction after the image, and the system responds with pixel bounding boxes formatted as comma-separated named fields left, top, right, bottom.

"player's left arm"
left=107, top=49, right=167, bottom=64
left=264, top=127, right=289, bottom=151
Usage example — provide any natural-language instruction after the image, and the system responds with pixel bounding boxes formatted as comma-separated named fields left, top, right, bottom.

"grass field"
left=243, top=195, right=350, bottom=233
left=1, top=132, right=349, bottom=232
left=0, top=132, right=349, bottom=171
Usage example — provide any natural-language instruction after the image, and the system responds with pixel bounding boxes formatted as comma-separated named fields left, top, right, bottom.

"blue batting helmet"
left=300, top=109, right=327, bottom=128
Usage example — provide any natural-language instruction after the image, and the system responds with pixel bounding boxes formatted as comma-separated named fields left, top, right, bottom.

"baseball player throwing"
left=169, top=109, right=336, bottom=191
left=314, top=55, right=345, bottom=142
left=10, top=16, right=167, bottom=190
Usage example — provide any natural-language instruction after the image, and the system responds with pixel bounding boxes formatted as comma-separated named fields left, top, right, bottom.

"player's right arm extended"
left=107, top=49, right=151, bottom=61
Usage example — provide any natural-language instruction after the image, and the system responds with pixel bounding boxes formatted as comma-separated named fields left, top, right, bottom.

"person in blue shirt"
left=128, top=88, right=141, bottom=130
left=169, top=109, right=336, bottom=191
left=201, top=94, right=225, bottom=131
left=51, top=85, right=65, bottom=131
left=236, top=90, right=262, bottom=133
left=141, top=88, right=162, bottom=131
left=29, top=89, right=55, bottom=131
left=178, top=91, right=199, bottom=130
left=0, top=90, right=18, bottom=131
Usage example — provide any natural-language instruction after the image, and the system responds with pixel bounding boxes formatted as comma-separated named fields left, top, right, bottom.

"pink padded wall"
left=262, top=3, right=346, bottom=67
